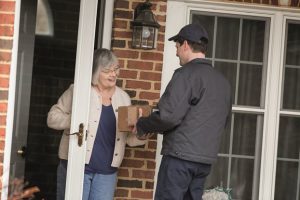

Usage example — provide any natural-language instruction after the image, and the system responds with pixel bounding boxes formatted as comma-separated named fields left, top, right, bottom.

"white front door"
left=64, top=0, right=98, bottom=198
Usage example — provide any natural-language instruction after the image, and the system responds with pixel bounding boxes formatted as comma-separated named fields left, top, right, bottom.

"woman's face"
left=98, top=64, right=120, bottom=89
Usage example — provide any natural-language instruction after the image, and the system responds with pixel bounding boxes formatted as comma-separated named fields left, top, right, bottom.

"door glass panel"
left=282, top=22, right=300, bottom=110
left=276, top=20, right=300, bottom=200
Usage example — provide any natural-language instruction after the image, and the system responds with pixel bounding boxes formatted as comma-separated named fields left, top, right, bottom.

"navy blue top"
left=85, top=105, right=117, bottom=174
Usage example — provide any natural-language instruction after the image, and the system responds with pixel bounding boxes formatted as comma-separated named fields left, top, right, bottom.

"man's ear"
left=183, top=40, right=190, bottom=50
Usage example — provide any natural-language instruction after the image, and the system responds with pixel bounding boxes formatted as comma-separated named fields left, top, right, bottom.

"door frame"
left=159, top=1, right=300, bottom=199
left=2, top=0, right=115, bottom=199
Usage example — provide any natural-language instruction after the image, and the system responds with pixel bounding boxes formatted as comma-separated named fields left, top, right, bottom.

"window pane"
left=274, top=161, right=299, bottom=200
left=241, top=19, right=266, bottom=62
left=282, top=22, right=300, bottom=110
left=238, top=64, right=262, bottom=106
left=232, top=113, right=260, bottom=156
left=277, top=116, right=300, bottom=159
left=191, top=14, right=214, bottom=58
left=282, top=68, right=300, bottom=110
left=230, top=158, right=254, bottom=200
left=214, top=61, right=237, bottom=106
left=205, top=157, right=229, bottom=188
left=216, top=17, right=240, bottom=60
left=286, top=23, right=300, bottom=66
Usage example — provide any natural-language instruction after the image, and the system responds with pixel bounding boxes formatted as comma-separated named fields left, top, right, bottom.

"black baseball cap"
left=168, top=23, right=208, bottom=43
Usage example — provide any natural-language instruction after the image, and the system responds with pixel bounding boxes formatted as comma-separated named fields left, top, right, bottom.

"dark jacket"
left=137, top=58, right=231, bottom=164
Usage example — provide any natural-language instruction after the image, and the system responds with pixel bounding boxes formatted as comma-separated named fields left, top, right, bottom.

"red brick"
left=127, top=60, right=153, bottom=70
left=145, top=181, right=154, bottom=189
left=0, top=91, right=8, bottom=100
left=0, top=13, right=14, bottom=25
left=0, top=115, right=6, bottom=126
left=0, top=39, right=13, bottom=49
left=121, top=158, right=145, bottom=168
left=0, top=26, right=14, bottom=37
left=139, top=91, right=160, bottom=100
left=114, top=49, right=139, bottom=59
left=0, top=1, right=15, bottom=12
left=119, top=70, right=137, bottom=79
left=0, top=51, right=12, bottom=62
left=126, top=80, right=151, bottom=90
left=124, top=148, right=132, bottom=157
left=113, top=30, right=132, bottom=39
left=115, top=188, right=129, bottom=197
left=154, top=82, right=161, bottom=90
left=159, top=4, right=167, bottom=12
left=0, top=64, right=10, bottom=74
left=140, top=72, right=161, bottom=81
left=134, top=150, right=156, bottom=159
left=0, top=103, right=7, bottom=112
left=148, top=140, right=157, bottom=149
left=0, top=77, right=9, bottom=88
left=141, top=52, right=163, bottom=61
left=131, top=190, right=153, bottom=199
left=0, top=128, right=5, bottom=137
left=115, top=0, right=130, bottom=9
left=154, top=63, right=163, bottom=71
left=147, top=160, right=156, bottom=169
left=114, top=10, right=133, bottom=20
left=113, top=19, right=128, bottom=29
left=118, top=168, right=130, bottom=177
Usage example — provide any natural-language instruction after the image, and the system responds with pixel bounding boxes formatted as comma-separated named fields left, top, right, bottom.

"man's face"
left=175, top=42, right=187, bottom=66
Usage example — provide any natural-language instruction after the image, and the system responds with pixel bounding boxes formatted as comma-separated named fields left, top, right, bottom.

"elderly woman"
left=47, top=48, right=146, bottom=200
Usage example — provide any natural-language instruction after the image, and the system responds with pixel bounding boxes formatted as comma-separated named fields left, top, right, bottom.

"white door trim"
left=2, top=0, right=22, bottom=199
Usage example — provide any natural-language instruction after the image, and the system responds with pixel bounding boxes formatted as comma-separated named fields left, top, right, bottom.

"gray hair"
left=91, top=48, right=118, bottom=85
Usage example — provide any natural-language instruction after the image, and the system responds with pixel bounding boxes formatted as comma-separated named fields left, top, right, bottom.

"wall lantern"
left=131, top=0, right=160, bottom=49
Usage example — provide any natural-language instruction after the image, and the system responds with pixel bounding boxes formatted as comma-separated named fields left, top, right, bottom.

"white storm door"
left=64, top=0, right=98, bottom=199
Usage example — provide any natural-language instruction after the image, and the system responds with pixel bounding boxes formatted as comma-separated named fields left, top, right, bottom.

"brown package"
left=118, top=105, right=152, bottom=132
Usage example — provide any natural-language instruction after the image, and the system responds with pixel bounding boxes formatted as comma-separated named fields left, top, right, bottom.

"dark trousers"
left=155, top=155, right=211, bottom=200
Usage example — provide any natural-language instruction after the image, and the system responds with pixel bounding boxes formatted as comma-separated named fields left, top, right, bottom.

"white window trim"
left=157, top=1, right=300, bottom=200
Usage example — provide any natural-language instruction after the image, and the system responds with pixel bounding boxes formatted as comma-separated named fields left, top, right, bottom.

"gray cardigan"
left=47, top=84, right=145, bottom=167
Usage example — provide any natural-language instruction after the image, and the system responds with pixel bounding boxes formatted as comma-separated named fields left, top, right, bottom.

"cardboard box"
left=118, top=105, right=152, bottom=132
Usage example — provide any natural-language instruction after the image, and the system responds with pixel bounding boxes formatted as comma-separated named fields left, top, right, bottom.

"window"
left=275, top=21, right=300, bottom=200
left=161, top=2, right=300, bottom=199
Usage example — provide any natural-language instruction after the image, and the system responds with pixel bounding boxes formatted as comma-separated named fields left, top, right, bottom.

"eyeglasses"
left=101, top=66, right=120, bottom=74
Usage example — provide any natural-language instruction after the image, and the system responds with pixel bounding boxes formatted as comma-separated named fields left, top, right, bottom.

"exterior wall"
left=111, top=1, right=167, bottom=199
left=0, top=0, right=15, bottom=194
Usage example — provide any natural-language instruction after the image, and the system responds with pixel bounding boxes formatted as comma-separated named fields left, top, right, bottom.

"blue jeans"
left=155, top=155, right=211, bottom=200
left=57, top=159, right=67, bottom=200
left=83, top=172, right=117, bottom=200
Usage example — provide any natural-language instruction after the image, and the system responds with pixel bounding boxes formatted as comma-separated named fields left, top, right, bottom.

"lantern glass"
left=132, top=25, right=157, bottom=49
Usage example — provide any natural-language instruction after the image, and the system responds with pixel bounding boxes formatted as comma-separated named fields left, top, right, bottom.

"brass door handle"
left=66, top=123, right=84, bottom=146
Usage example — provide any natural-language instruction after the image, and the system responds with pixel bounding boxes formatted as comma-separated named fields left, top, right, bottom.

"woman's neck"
left=94, top=85, right=115, bottom=106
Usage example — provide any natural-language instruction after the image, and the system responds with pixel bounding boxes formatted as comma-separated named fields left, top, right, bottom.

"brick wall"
left=111, top=0, right=167, bottom=199
left=0, top=0, right=15, bottom=192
